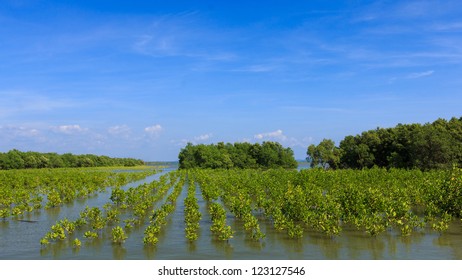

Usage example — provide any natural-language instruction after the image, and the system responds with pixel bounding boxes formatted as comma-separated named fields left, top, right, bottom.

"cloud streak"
left=0, top=125, right=40, bottom=138
left=108, top=125, right=131, bottom=136
left=407, top=70, right=434, bottom=79
left=254, top=129, right=287, bottom=141
left=0, top=91, right=79, bottom=118
left=51, top=124, right=88, bottom=134
left=130, top=14, right=237, bottom=62
left=144, top=124, right=163, bottom=137
left=194, top=133, right=212, bottom=141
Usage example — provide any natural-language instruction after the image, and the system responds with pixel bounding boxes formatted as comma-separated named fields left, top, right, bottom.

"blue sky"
left=1, top=0, right=462, bottom=161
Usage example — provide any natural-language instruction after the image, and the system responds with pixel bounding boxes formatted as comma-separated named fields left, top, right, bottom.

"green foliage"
left=33, top=168, right=171, bottom=248
left=40, top=237, right=49, bottom=246
left=141, top=171, right=186, bottom=246
left=178, top=141, right=297, bottom=169
left=337, top=116, right=462, bottom=170
left=307, top=139, right=341, bottom=169
left=110, top=187, right=125, bottom=206
left=208, top=202, right=234, bottom=241
left=1, top=167, right=158, bottom=222
left=184, top=176, right=201, bottom=241
left=48, top=224, right=66, bottom=240
left=0, top=208, right=10, bottom=219
left=86, top=207, right=106, bottom=231
left=0, top=150, right=144, bottom=170
left=242, top=213, right=265, bottom=240
left=428, top=167, right=462, bottom=217
left=105, top=208, right=120, bottom=224
left=111, top=226, right=128, bottom=244
left=45, top=189, right=62, bottom=209
left=143, top=225, right=160, bottom=245
left=59, top=218, right=76, bottom=234
left=83, top=231, right=98, bottom=239
left=192, top=167, right=459, bottom=238
left=431, top=213, right=452, bottom=233
left=30, top=166, right=462, bottom=249
left=73, top=238, right=81, bottom=248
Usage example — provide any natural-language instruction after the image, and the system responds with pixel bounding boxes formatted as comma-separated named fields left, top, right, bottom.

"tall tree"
left=307, top=139, right=341, bottom=169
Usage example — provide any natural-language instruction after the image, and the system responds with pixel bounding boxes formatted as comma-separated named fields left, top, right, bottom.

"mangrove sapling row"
left=41, top=206, right=108, bottom=246
left=191, top=167, right=462, bottom=238
left=208, top=202, right=234, bottom=241
left=110, top=171, right=177, bottom=225
left=143, top=203, right=175, bottom=245
left=183, top=174, right=201, bottom=241
left=143, top=171, right=186, bottom=245
left=215, top=176, right=265, bottom=241
left=193, top=169, right=304, bottom=239
left=192, top=170, right=234, bottom=241
left=193, top=169, right=222, bottom=201
left=83, top=231, right=98, bottom=239
left=35, top=166, right=462, bottom=250
left=40, top=170, right=174, bottom=248
left=0, top=167, right=159, bottom=220
left=41, top=218, right=78, bottom=245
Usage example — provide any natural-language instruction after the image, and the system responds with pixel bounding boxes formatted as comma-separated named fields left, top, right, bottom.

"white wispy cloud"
left=431, top=21, right=462, bottom=31
left=51, top=124, right=88, bottom=134
left=253, top=129, right=315, bottom=150
left=274, top=0, right=462, bottom=75
left=0, top=91, right=79, bottom=117
left=281, top=106, right=351, bottom=114
left=232, top=64, right=277, bottom=73
left=172, top=132, right=213, bottom=146
left=131, top=14, right=237, bottom=62
left=194, top=133, right=212, bottom=141
left=393, top=1, right=434, bottom=18
left=0, top=125, right=40, bottom=138
left=254, top=129, right=287, bottom=141
left=356, top=0, right=459, bottom=22
left=407, top=70, right=434, bottom=79
left=133, top=33, right=174, bottom=56
left=144, top=124, right=163, bottom=136
left=108, top=125, right=131, bottom=136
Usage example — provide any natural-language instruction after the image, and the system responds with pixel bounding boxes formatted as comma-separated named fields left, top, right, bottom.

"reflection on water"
left=112, top=245, right=127, bottom=260
left=143, top=246, right=157, bottom=259
left=211, top=239, right=234, bottom=259
left=1, top=164, right=462, bottom=260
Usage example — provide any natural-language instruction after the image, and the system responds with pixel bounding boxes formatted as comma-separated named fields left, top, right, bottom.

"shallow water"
left=1, top=164, right=462, bottom=260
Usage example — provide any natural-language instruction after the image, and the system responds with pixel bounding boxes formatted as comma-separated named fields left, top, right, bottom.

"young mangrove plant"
left=184, top=176, right=201, bottom=241
left=143, top=225, right=160, bottom=245
left=111, top=226, right=128, bottom=244
left=209, top=202, right=234, bottom=241
left=83, top=231, right=98, bottom=239
left=73, top=238, right=81, bottom=248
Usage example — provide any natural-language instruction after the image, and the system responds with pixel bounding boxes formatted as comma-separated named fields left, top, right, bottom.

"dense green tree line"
left=307, top=117, right=462, bottom=170
left=0, top=149, right=144, bottom=170
left=178, top=142, right=298, bottom=169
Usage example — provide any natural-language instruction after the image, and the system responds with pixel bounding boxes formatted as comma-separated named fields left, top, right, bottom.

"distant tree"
left=23, top=154, right=39, bottom=169
left=47, top=153, right=65, bottom=168
left=5, top=150, right=25, bottom=169
left=258, top=142, right=280, bottom=168
left=0, top=150, right=144, bottom=170
left=178, top=141, right=297, bottom=169
left=178, top=143, right=197, bottom=169
left=307, top=139, right=341, bottom=169
left=229, top=142, right=257, bottom=168
left=335, top=116, right=462, bottom=170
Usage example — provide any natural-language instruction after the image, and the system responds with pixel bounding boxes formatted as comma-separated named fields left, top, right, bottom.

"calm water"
left=1, top=163, right=462, bottom=260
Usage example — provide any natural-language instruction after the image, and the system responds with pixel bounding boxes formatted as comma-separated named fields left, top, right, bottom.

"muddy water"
left=1, top=165, right=462, bottom=260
